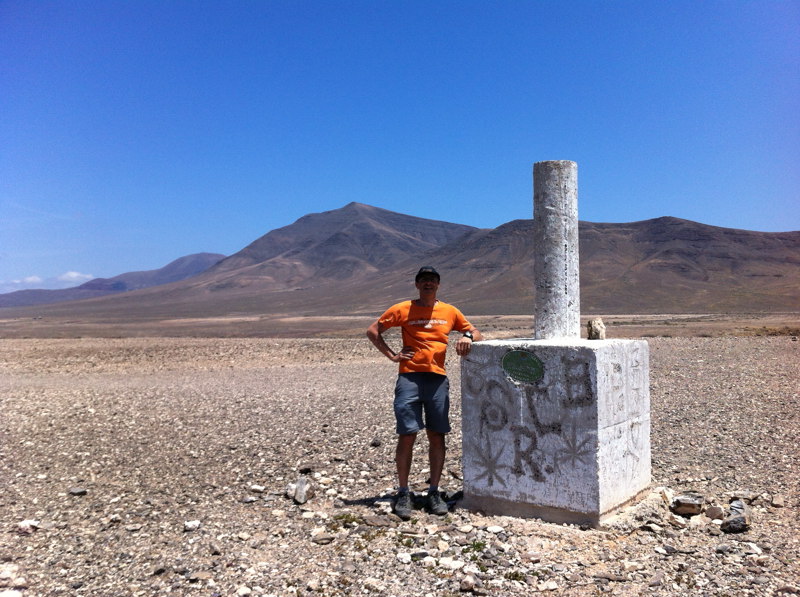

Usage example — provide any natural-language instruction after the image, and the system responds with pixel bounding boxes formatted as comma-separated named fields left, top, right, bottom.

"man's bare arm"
left=366, top=321, right=414, bottom=362
left=455, top=326, right=483, bottom=357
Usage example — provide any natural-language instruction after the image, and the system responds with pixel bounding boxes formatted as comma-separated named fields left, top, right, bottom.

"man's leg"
left=426, top=429, right=446, bottom=488
left=394, top=433, right=417, bottom=520
left=396, top=433, right=417, bottom=489
left=421, top=373, right=450, bottom=516
left=425, top=429, right=449, bottom=515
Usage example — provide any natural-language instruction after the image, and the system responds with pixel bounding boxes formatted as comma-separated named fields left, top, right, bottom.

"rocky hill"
left=1, top=204, right=797, bottom=325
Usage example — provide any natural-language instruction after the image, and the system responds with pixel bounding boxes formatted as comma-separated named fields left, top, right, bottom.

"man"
left=366, top=266, right=483, bottom=519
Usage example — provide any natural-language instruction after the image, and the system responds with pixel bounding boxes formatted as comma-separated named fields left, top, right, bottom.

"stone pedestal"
left=461, top=338, right=651, bottom=526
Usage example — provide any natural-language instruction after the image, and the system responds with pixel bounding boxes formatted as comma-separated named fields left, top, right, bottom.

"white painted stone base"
left=461, top=338, right=651, bottom=526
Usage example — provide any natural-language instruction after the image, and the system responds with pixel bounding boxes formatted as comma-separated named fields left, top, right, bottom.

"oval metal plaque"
left=502, top=350, right=544, bottom=383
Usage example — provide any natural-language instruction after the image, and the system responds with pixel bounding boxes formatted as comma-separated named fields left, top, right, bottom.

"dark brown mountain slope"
left=421, top=217, right=800, bottom=314
left=205, top=202, right=477, bottom=289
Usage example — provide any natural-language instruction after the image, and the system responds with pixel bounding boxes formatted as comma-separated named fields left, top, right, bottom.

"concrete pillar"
left=533, top=160, right=580, bottom=339
left=460, top=160, right=651, bottom=527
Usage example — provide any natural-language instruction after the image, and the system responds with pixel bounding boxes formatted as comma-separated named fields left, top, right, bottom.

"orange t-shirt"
left=378, top=300, right=473, bottom=376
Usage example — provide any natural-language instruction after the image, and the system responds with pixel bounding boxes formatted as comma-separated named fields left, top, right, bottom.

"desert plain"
left=1, top=313, right=798, bottom=596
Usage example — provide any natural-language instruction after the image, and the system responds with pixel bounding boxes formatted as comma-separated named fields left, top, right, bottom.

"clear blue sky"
left=2, top=1, right=798, bottom=292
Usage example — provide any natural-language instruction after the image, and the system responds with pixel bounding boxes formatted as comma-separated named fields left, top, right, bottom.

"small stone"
left=460, top=574, right=478, bottom=592
left=725, top=490, right=758, bottom=503
left=486, top=525, right=504, bottom=534
left=311, top=533, right=335, bottom=545
left=594, top=571, right=627, bottom=582
left=771, top=495, right=786, bottom=508
left=10, top=578, right=27, bottom=590
left=622, top=560, right=644, bottom=572
left=666, top=512, right=689, bottom=528
left=306, top=579, right=321, bottom=591
left=363, top=577, right=384, bottom=592
left=648, top=571, right=665, bottom=587
left=439, top=557, right=465, bottom=570
left=370, top=437, right=382, bottom=447
left=640, top=523, right=663, bottom=533
left=743, top=542, right=763, bottom=555
left=363, top=515, right=392, bottom=527
left=671, top=492, right=705, bottom=516
left=183, top=520, right=201, bottom=532
left=689, top=514, right=712, bottom=529
left=421, top=556, right=436, bottom=568
left=187, top=570, right=213, bottom=582
left=721, top=499, right=752, bottom=533
left=521, top=551, right=542, bottom=563
left=721, top=515, right=749, bottom=533
left=659, top=487, right=675, bottom=506
left=538, top=580, right=559, bottom=591
left=68, top=487, right=87, bottom=496
left=705, top=505, right=725, bottom=520
left=458, top=524, right=474, bottom=534
left=396, top=552, right=412, bottom=564
left=409, top=551, right=429, bottom=562
left=587, top=317, right=606, bottom=339
left=16, top=520, right=40, bottom=534
left=236, top=586, right=252, bottom=596
left=0, top=564, right=20, bottom=581
left=294, top=477, right=314, bottom=504
left=250, top=484, right=265, bottom=493
left=240, top=496, right=257, bottom=504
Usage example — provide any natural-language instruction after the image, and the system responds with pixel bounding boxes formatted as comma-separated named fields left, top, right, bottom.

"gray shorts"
left=394, top=372, right=450, bottom=435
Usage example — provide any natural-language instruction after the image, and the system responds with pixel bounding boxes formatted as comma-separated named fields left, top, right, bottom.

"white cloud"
left=57, top=271, right=94, bottom=283
left=0, top=271, right=95, bottom=294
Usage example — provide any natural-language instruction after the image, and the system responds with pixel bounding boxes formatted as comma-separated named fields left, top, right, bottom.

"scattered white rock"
left=396, top=552, right=412, bottom=564
left=16, top=520, right=40, bottom=534
left=438, top=557, right=465, bottom=571
left=183, top=520, right=201, bottom=532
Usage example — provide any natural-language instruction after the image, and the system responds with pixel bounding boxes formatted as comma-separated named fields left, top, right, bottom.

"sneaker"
left=394, top=492, right=413, bottom=520
left=427, top=490, right=449, bottom=516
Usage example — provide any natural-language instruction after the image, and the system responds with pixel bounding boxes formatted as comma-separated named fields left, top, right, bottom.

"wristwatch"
left=463, top=331, right=474, bottom=340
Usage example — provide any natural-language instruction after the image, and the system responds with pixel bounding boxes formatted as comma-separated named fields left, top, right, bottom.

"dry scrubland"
left=1, top=324, right=799, bottom=596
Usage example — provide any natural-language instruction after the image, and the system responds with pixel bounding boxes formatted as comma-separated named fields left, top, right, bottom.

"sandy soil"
left=1, top=330, right=798, bottom=596
left=1, top=312, right=798, bottom=339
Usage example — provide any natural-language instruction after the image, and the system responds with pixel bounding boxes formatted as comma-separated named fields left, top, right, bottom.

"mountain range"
left=1, top=202, right=798, bottom=324
left=0, top=253, right=225, bottom=308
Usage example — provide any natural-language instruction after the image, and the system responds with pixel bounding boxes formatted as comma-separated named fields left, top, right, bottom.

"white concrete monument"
left=461, top=161, right=651, bottom=526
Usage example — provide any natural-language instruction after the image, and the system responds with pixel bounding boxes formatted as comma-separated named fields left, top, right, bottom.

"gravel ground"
left=1, top=335, right=798, bottom=596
